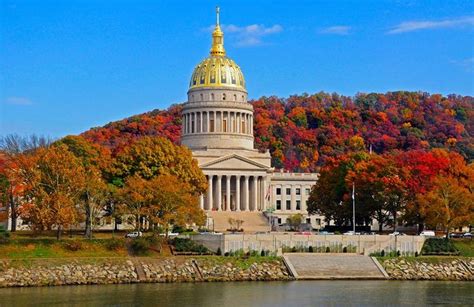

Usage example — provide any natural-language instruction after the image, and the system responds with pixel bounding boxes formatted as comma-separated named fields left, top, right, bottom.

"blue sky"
left=1, top=0, right=473, bottom=137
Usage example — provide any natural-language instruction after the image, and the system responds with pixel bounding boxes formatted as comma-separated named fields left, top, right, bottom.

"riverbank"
left=1, top=255, right=473, bottom=288
left=0, top=256, right=291, bottom=287
left=380, top=257, right=474, bottom=281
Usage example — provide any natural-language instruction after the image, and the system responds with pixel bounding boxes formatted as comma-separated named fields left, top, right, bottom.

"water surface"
left=0, top=281, right=473, bottom=306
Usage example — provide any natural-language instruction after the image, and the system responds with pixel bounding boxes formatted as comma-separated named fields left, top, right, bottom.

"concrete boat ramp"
left=283, top=253, right=389, bottom=280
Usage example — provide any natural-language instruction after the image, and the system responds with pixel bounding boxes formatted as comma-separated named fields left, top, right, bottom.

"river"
left=0, top=281, right=472, bottom=306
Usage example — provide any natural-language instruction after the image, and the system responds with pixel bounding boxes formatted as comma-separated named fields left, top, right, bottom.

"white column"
left=282, top=185, right=287, bottom=212
left=213, top=112, right=217, bottom=132
left=243, top=176, right=249, bottom=211
left=226, top=176, right=231, bottom=212
left=199, top=112, right=203, bottom=133
left=216, top=175, right=222, bottom=211
left=252, top=176, right=258, bottom=211
left=235, top=176, right=241, bottom=211
left=262, top=177, right=267, bottom=211
left=291, top=185, right=296, bottom=212
left=207, top=175, right=213, bottom=211
left=206, top=111, right=209, bottom=133
left=199, top=194, right=204, bottom=210
left=193, top=112, right=197, bottom=133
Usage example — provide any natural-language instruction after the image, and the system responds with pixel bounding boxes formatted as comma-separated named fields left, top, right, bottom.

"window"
left=233, top=94, right=237, bottom=101
left=316, top=218, right=321, bottom=226
left=286, top=188, right=291, bottom=195
left=286, top=200, right=291, bottom=210
left=276, top=188, right=281, bottom=195
left=276, top=200, right=281, bottom=210
left=191, top=117, right=195, bottom=133
left=278, top=218, right=282, bottom=225
left=222, top=119, right=227, bottom=132
left=296, top=188, right=301, bottom=195
left=296, top=200, right=301, bottom=210
left=305, top=188, right=310, bottom=195
left=211, top=93, right=215, bottom=100
left=222, top=93, right=226, bottom=100
left=306, top=218, right=311, bottom=224
left=200, top=93, right=203, bottom=101
left=209, top=118, right=215, bottom=132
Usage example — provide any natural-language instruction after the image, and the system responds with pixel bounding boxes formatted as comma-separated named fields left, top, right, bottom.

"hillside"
left=82, top=91, right=473, bottom=172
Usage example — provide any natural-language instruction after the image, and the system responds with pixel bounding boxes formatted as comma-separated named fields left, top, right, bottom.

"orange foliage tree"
left=17, top=145, right=87, bottom=239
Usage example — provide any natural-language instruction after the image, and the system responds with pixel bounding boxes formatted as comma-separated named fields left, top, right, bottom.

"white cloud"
left=5, top=97, right=33, bottom=106
left=450, top=57, right=474, bottom=72
left=320, top=26, right=351, bottom=35
left=387, top=16, right=474, bottom=34
left=206, top=24, right=283, bottom=47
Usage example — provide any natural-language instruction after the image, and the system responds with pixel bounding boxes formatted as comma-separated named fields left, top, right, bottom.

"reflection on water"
left=0, top=280, right=473, bottom=306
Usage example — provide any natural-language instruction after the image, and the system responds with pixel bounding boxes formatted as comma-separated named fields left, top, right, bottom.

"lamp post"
left=352, top=182, right=356, bottom=233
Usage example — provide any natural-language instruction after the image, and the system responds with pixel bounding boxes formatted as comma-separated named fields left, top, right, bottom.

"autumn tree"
left=54, top=135, right=112, bottom=239
left=119, top=174, right=205, bottom=234
left=307, top=152, right=373, bottom=227
left=17, top=145, right=86, bottom=239
left=417, top=153, right=474, bottom=237
left=0, top=135, right=53, bottom=231
left=112, top=136, right=207, bottom=193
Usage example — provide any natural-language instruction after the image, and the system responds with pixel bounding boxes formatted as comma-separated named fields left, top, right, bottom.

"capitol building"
left=182, top=9, right=322, bottom=231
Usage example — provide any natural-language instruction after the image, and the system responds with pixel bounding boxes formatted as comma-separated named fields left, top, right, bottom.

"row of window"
left=276, top=217, right=322, bottom=226
left=276, top=200, right=304, bottom=211
left=275, top=187, right=311, bottom=196
left=190, top=92, right=246, bottom=102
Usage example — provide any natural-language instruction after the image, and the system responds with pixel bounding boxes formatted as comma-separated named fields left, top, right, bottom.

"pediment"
left=200, top=154, right=270, bottom=170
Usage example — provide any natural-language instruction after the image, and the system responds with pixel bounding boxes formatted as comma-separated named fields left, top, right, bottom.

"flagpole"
left=352, top=181, right=355, bottom=233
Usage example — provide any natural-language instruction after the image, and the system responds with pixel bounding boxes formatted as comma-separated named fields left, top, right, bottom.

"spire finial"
left=210, top=6, right=225, bottom=56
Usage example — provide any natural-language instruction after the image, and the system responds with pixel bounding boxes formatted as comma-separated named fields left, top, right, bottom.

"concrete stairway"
left=283, top=253, right=388, bottom=280
left=207, top=211, right=270, bottom=233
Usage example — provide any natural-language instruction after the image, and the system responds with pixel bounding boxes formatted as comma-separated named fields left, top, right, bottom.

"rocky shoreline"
left=381, top=258, right=474, bottom=281
left=0, top=257, right=291, bottom=288
left=1, top=256, right=473, bottom=288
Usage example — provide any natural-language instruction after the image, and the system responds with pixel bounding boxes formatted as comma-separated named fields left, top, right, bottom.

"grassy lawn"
left=0, top=238, right=129, bottom=259
left=453, top=239, right=474, bottom=257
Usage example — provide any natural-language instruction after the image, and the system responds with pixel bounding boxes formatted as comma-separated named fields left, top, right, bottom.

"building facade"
left=182, top=8, right=323, bottom=229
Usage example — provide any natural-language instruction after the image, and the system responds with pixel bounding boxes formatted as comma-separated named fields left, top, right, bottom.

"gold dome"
left=189, top=7, right=246, bottom=91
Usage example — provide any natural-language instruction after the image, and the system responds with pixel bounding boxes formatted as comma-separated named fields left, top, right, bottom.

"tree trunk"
left=392, top=211, right=398, bottom=231
left=56, top=226, right=62, bottom=240
left=84, top=203, right=92, bottom=239
left=9, top=194, right=16, bottom=232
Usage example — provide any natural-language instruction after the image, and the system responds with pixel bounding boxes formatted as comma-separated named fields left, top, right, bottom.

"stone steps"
left=207, top=211, right=270, bottom=233
left=283, top=253, right=387, bottom=280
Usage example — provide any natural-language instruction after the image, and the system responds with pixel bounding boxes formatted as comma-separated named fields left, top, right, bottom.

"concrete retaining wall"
left=191, top=234, right=425, bottom=255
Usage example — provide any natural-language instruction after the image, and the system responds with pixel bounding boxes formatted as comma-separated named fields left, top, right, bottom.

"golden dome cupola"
left=189, top=7, right=246, bottom=92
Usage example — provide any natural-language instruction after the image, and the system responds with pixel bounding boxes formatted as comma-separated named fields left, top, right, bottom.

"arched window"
left=222, top=93, right=226, bottom=101
left=200, top=93, right=203, bottom=101
left=233, top=94, right=237, bottom=101
left=211, top=93, right=215, bottom=101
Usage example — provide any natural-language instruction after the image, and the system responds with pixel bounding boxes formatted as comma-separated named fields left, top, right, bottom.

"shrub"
left=397, top=250, right=401, bottom=257
left=105, top=238, right=123, bottom=251
left=224, top=252, right=230, bottom=257
left=130, top=237, right=150, bottom=255
left=63, top=240, right=83, bottom=251
left=421, top=238, right=459, bottom=255
left=325, top=247, right=330, bottom=253
left=308, top=246, right=313, bottom=253
left=342, top=246, right=347, bottom=253
left=0, top=225, right=10, bottom=244
left=415, top=251, right=419, bottom=257
left=291, top=246, right=297, bottom=253
left=216, top=247, right=222, bottom=255
left=261, top=250, right=265, bottom=257
left=172, top=238, right=209, bottom=254
left=381, top=250, right=385, bottom=257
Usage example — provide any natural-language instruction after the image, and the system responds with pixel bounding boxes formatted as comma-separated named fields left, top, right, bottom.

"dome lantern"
left=188, top=7, right=246, bottom=92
